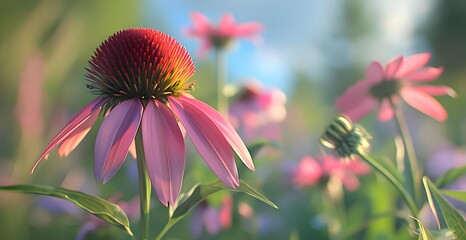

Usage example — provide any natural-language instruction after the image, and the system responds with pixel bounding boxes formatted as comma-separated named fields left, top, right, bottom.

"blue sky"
left=143, top=0, right=436, bottom=94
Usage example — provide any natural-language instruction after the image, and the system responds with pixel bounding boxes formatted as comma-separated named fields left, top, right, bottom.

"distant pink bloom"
left=229, top=82, right=286, bottom=142
left=15, top=54, right=45, bottom=137
left=336, top=52, right=455, bottom=122
left=293, top=155, right=370, bottom=191
left=32, top=28, right=254, bottom=207
left=191, top=195, right=233, bottom=238
left=184, top=11, right=263, bottom=56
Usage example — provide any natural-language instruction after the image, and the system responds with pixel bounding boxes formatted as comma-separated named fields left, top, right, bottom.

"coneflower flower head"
left=32, top=28, right=254, bottom=207
left=320, top=115, right=371, bottom=159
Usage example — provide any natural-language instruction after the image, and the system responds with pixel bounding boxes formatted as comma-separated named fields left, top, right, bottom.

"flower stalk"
left=321, top=116, right=418, bottom=215
left=135, top=127, right=152, bottom=240
left=391, top=100, right=421, bottom=204
left=215, top=49, right=228, bottom=117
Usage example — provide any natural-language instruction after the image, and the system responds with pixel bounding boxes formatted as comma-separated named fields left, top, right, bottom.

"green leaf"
left=246, top=140, right=280, bottom=158
left=0, top=184, right=133, bottom=237
left=435, top=166, right=466, bottom=188
left=423, top=177, right=466, bottom=240
left=441, top=190, right=466, bottom=203
left=156, top=180, right=277, bottom=240
left=410, top=216, right=435, bottom=240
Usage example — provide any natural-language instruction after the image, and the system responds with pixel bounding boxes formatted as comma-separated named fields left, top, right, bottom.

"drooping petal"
left=335, top=79, right=374, bottom=113
left=365, top=61, right=384, bottom=84
left=58, top=109, right=100, bottom=157
left=384, top=55, right=403, bottom=79
left=128, top=140, right=136, bottom=159
left=95, top=99, right=142, bottom=183
left=168, top=96, right=239, bottom=188
left=339, top=173, right=360, bottom=192
left=377, top=98, right=395, bottom=122
left=142, top=100, right=185, bottom=206
left=340, top=96, right=378, bottom=122
left=395, top=52, right=431, bottom=78
left=400, top=86, right=448, bottom=121
left=31, top=97, right=105, bottom=173
left=411, top=85, right=456, bottom=97
left=401, top=67, right=444, bottom=82
left=178, top=95, right=254, bottom=171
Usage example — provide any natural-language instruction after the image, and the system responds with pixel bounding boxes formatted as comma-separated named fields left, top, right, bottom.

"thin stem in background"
left=215, top=48, right=228, bottom=118
left=135, top=128, right=152, bottom=240
left=391, top=101, right=421, bottom=204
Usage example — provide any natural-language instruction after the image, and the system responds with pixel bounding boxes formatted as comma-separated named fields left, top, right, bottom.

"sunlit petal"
left=178, top=95, right=254, bottom=171
left=395, top=52, right=431, bottom=78
left=400, top=86, right=448, bottom=121
left=142, top=100, right=185, bottom=206
left=95, top=99, right=142, bottom=183
left=169, top=96, right=239, bottom=188
left=31, top=97, right=105, bottom=173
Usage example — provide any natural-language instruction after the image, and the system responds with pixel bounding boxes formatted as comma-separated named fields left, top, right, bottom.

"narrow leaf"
left=410, top=216, right=435, bottom=240
left=423, top=177, right=466, bottom=240
left=246, top=140, right=280, bottom=158
left=0, top=184, right=133, bottom=237
left=441, top=190, right=466, bottom=203
left=435, top=166, right=466, bottom=188
left=156, top=180, right=277, bottom=240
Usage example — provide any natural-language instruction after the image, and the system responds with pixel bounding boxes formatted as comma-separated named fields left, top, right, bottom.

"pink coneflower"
left=336, top=53, right=455, bottom=122
left=229, top=82, right=287, bottom=142
left=184, top=11, right=263, bottom=56
left=32, top=28, right=254, bottom=206
left=293, top=155, right=370, bottom=191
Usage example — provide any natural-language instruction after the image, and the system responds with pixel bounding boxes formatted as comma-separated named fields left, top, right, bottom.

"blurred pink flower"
left=32, top=28, right=254, bottom=207
left=191, top=195, right=233, bottom=238
left=336, top=52, right=455, bottom=122
left=15, top=55, right=45, bottom=137
left=293, top=155, right=370, bottom=191
left=229, top=82, right=286, bottom=142
left=184, top=11, right=263, bottom=56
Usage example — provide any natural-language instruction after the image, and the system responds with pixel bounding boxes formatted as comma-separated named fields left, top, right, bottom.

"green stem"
left=215, top=49, right=228, bottom=118
left=358, top=152, right=418, bottom=215
left=391, top=101, right=421, bottom=204
left=135, top=128, right=152, bottom=240
left=154, top=219, right=178, bottom=240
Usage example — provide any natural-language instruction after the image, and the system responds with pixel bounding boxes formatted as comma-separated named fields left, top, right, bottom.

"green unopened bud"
left=320, top=115, right=371, bottom=159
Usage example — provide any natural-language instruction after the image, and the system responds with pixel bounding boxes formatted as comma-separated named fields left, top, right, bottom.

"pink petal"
left=412, top=85, right=456, bottom=97
left=365, top=61, right=384, bottom=84
left=219, top=13, right=235, bottom=35
left=346, top=161, right=371, bottom=175
left=178, top=95, right=254, bottom=171
left=377, top=98, right=394, bottom=122
left=293, top=157, right=323, bottom=187
left=168, top=96, right=239, bottom=188
left=401, top=67, right=444, bottom=82
left=232, top=23, right=263, bottom=37
left=196, top=40, right=213, bottom=59
left=31, top=97, right=105, bottom=173
left=58, top=109, right=100, bottom=157
left=340, top=173, right=360, bottom=192
left=128, top=140, right=136, bottom=159
left=142, top=100, right=185, bottom=206
left=219, top=195, right=233, bottom=229
left=335, top=79, right=374, bottom=113
left=337, top=95, right=378, bottom=122
left=395, top=52, right=431, bottom=78
left=400, top=86, right=448, bottom=121
left=188, top=12, right=211, bottom=36
left=384, top=55, right=403, bottom=79
left=95, top=99, right=142, bottom=183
